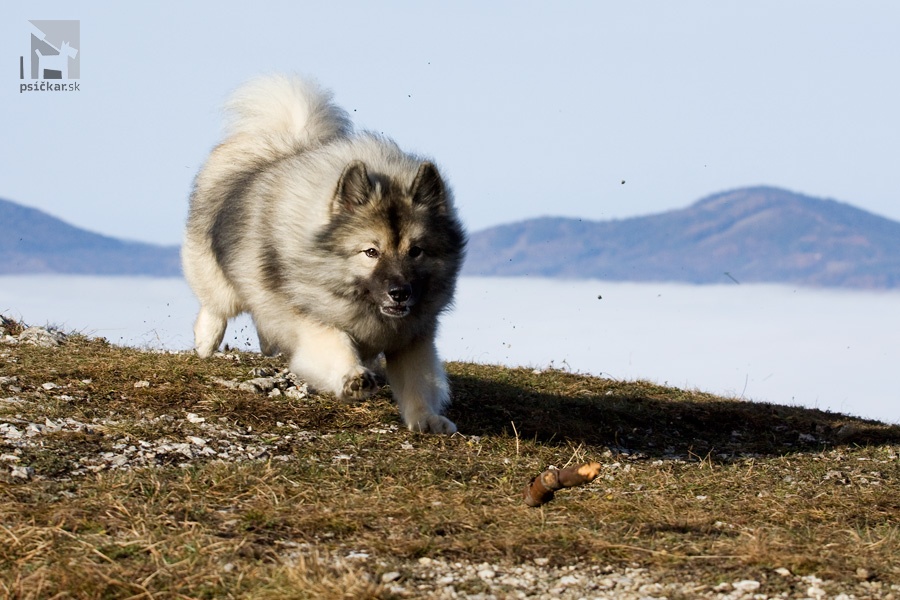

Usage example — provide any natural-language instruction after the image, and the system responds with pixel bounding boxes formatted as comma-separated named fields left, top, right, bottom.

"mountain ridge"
left=3, top=187, right=899, bottom=288
left=0, top=198, right=181, bottom=276
left=463, top=186, right=900, bottom=288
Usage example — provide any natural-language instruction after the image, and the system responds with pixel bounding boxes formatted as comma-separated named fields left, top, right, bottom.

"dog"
left=35, top=41, right=77, bottom=79
left=182, top=74, right=466, bottom=434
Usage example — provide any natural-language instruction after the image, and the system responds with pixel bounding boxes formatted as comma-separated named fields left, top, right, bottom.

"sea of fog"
left=1, top=275, right=897, bottom=424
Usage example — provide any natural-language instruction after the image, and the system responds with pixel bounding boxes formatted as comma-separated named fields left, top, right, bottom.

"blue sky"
left=2, top=1, right=899, bottom=245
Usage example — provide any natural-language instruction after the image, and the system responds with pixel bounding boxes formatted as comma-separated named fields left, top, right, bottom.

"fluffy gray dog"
left=182, top=75, right=466, bottom=434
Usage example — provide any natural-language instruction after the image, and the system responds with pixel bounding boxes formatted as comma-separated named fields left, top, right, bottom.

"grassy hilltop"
left=2, top=316, right=899, bottom=599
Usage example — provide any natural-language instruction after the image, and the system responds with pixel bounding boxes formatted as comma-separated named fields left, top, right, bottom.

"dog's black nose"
left=388, top=284, right=412, bottom=303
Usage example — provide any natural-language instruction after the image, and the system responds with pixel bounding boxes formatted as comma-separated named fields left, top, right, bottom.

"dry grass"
left=2, top=317, right=899, bottom=598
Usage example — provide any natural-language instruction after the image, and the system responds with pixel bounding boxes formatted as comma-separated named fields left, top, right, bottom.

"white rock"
left=247, top=448, right=269, bottom=460
left=597, top=577, right=615, bottom=589
left=713, top=582, right=732, bottom=592
left=42, top=382, right=59, bottom=390
left=158, top=443, right=194, bottom=459
left=134, top=380, right=150, bottom=388
left=732, top=580, right=760, bottom=592
left=19, top=327, right=65, bottom=347
left=186, top=413, right=205, bottom=424
left=11, top=465, right=34, bottom=479
left=381, top=571, right=401, bottom=583
left=284, top=385, right=309, bottom=400
left=1, top=424, right=23, bottom=439
left=238, top=377, right=277, bottom=393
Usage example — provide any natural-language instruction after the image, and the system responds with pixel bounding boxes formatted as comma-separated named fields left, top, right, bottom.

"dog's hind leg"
left=194, top=306, right=228, bottom=357
left=255, top=320, right=280, bottom=356
left=258, top=333, right=279, bottom=357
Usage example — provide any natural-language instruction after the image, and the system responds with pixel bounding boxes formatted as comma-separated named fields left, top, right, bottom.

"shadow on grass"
left=446, top=365, right=900, bottom=458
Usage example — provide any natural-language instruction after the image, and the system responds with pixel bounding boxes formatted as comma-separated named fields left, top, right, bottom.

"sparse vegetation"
left=2, top=317, right=899, bottom=598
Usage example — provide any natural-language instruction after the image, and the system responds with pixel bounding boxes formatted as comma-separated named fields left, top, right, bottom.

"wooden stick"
left=523, top=462, right=602, bottom=507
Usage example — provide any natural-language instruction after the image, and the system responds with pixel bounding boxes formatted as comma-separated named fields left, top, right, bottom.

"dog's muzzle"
left=380, top=284, right=413, bottom=318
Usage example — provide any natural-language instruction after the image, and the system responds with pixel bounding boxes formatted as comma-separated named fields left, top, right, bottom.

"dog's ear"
left=333, top=161, right=372, bottom=214
left=411, top=162, right=448, bottom=214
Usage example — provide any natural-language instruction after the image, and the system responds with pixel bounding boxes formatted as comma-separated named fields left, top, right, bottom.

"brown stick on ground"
left=523, top=462, right=603, bottom=507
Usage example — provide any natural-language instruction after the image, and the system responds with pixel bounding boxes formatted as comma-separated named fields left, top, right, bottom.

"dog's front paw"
left=341, top=369, right=381, bottom=401
left=408, top=414, right=457, bottom=435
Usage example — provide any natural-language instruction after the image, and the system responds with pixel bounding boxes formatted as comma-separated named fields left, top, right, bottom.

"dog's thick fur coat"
left=182, top=75, right=466, bottom=433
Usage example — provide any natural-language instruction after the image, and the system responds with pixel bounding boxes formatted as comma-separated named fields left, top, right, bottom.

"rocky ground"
left=2, top=321, right=899, bottom=599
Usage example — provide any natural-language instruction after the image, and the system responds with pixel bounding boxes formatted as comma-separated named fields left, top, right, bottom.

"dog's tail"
left=223, top=74, right=351, bottom=160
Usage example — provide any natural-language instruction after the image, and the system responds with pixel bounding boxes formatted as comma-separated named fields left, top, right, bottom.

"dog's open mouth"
left=380, top=304, right=411, bottom=318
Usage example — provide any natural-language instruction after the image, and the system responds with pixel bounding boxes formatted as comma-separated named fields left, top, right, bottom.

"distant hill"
left=5, top=188, right=900, bottom=287
left=464, top=187, right=900, bottom=289
left=0, top=198, right=181, bottom=276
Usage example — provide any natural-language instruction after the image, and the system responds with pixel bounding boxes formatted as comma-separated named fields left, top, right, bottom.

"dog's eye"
left=408, top=246, right=424, bottom=258
left=364, top=248, right=380, bottom=259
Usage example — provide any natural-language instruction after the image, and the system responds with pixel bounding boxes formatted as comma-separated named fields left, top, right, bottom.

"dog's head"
left=319, top=160, right=466, bottom=320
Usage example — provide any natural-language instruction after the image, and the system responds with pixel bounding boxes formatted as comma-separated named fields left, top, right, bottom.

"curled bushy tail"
left=223, top=74, right=352, bottom=158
